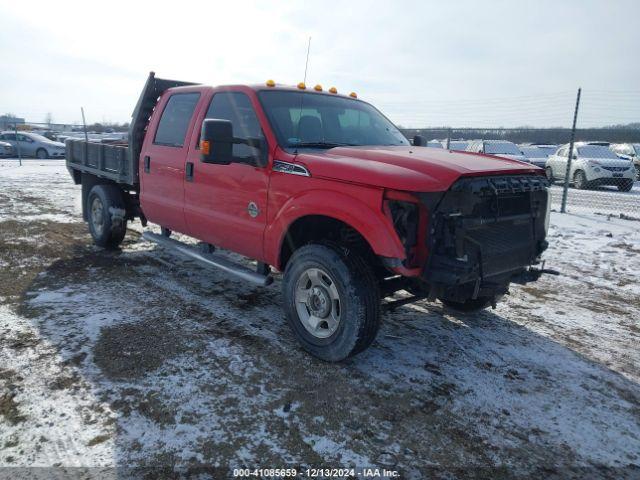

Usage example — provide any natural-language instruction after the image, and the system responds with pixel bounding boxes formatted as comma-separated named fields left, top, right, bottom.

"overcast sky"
left=1, top=0, right=639, bottom=128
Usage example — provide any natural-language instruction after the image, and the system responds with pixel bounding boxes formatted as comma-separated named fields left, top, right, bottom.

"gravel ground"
left=1, top=160, right=639, bottom=479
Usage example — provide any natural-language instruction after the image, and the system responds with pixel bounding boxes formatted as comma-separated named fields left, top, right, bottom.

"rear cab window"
left=154, top=92, right=201, bottom=147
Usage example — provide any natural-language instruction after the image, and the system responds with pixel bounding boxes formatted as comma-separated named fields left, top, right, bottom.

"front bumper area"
left=421, top=174, right=550, bottom=302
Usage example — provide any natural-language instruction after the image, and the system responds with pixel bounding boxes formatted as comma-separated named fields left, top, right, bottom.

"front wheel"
left=87, top=184, right=127, bottom=249
left=36, top=148, right=48, bottom=159
left=282, top=244, right=380, bottom=362
left=573, top=170, right=588, bottom=190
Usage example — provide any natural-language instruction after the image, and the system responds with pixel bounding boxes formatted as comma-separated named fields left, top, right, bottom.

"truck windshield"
left=258, top=91, right=409, bottom=149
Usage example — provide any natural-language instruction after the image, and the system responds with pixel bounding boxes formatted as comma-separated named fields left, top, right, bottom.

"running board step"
left=142, top=231, right=273, bottom=286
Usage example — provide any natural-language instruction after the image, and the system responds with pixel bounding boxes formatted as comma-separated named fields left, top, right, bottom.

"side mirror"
left=200, top=119, right=234, bottom=165
left=412, top=135, right=425, bottom=146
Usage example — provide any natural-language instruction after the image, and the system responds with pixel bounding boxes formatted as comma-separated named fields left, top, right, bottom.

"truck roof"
left=167, top=82, right=360, bottom=100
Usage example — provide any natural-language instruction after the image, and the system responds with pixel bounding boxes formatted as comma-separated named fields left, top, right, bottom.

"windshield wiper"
left=290, top=142, right=358, bottom=149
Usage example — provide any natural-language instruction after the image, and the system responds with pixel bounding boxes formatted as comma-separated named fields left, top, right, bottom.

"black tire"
left=618, top=180, right=633, bottom=192
left=161, top=227, right=172, bottom=237
left=441, top=297, right=493, bottom=313
left=635, top=164, right=640, bottom=181
left=545, top=166, right=554, bottom=182
left=36, top=148, right=48, bottom=159
left=282, top=244, right=380, bottom=362
left=86, top=184, right=127, bottom=249
left=573, top=170, right=588, bottom=190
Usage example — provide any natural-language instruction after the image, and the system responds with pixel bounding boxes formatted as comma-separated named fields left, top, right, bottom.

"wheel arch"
left=265, top=190, right=406, bottom=271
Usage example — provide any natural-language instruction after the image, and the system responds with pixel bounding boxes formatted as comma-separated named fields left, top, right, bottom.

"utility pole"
left=561, top=88, right=581, bottom=214
left=81, top=107, right=89, bottom=143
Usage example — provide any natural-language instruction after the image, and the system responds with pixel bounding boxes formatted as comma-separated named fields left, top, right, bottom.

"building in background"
left=0, top=115, right=25, bottom=129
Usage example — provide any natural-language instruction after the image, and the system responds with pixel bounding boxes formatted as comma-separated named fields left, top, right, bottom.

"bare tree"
left=44, top=112, right=53, bottom=127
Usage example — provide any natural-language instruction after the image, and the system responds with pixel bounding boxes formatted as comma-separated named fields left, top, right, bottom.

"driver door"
left=184, top=90, right=270, bottom=262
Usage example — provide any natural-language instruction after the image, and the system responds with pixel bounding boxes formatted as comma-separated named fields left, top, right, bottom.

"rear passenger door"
left=139, top=91, right=201, bottom=235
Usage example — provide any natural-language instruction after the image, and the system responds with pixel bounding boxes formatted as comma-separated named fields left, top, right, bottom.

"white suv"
left=546, top=143, right=635, bottom=191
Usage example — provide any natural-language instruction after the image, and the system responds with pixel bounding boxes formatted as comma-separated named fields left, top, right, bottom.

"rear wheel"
left=573, top=170, right=588, bottom=190
left=87, top=184, right=127, bottom=249
left=36, top=148, right=48, bottom=159
left=282, top=244, right=380, bottom=362
left=618, top=179, right=633, bottom=192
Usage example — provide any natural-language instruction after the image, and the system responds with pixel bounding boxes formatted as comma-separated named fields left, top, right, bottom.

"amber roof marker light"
left=266, top=79, right=276, bottom=87
left=349, top=92, right=358, bottom=98
left=329, top=87, right=338, bottom=94
left=314, top=84, right=323, bottom=91
left=297, top=82, right=307, bottom=90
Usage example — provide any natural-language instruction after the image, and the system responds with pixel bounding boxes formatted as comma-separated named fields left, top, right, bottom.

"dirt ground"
left=1, top=161, right=639, bottom=479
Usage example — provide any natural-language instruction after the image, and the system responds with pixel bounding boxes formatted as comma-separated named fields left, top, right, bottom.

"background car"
left=545, top=142, right=635, bottom=191
left=519, top=145, right=552, bottom=168
left=465, top=139, right=527, bottom=162
left=0, top=140, right=14, bottom=158
left=529, top=143, right=558, bottom=157
left=443, top=139, right=469, bottom=151
left=0, top=131, right=66, bottom=159
left=426, top=139, right=443, bottom=148
left=611, top=143, right=640, bottom=180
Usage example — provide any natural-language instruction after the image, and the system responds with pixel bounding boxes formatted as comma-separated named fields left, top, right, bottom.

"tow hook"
left=512, top=261, right=560, bottom=284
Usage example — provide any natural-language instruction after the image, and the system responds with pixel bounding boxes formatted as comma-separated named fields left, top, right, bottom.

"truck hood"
left=296, top=145, right=543, bottom=191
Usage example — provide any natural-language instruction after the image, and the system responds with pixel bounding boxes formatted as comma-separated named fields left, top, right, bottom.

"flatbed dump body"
left=66, top=72, right=196, bottom=186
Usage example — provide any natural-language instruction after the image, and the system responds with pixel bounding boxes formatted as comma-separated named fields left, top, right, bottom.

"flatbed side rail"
left=66, top=139, right=130, bottom=183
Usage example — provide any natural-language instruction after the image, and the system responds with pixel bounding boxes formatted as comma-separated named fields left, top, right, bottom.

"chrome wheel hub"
left=91, top=197, right=104, bottom=235
left=295, top=267, right=341, bottom=339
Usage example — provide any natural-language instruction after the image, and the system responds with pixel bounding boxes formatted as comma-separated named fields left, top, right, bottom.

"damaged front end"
left=422, top=174, right=551, bottom=305
left=383, top=174, right=553, bottom=308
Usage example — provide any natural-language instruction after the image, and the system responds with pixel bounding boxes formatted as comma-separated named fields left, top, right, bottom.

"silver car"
left=466, top=139, right=527, bottom=162
left=519, top=145, right=553, bottom=168
left=0, top=131, right=66, bottom=159
left=610, top=143, right=640, bottom=180
left=0, top=140, right=14, bottom=158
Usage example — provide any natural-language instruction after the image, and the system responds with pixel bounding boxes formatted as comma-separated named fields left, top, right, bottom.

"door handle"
left=185, top=162, right=194, bottom=182
left=144, top=156, right=151, bottom=173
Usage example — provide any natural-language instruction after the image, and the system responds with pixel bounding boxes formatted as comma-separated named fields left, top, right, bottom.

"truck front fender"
left=264, top=188, right=406, bottom=270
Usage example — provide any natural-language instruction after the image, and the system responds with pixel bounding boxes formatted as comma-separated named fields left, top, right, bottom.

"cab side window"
left=205, top=92, right=265, bottom=165
left=154, top=92, right=201, bottom=147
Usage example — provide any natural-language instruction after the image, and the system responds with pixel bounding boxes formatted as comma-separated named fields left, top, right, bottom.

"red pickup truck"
left=66, top=72, right=551, bottom=361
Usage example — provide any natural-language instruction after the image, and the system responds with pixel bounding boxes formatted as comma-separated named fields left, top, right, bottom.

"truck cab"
left=66, top=73, right=552, bottom=362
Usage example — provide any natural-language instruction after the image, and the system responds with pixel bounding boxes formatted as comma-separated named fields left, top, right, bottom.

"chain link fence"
left=399, top=90, right=640, bottom=218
